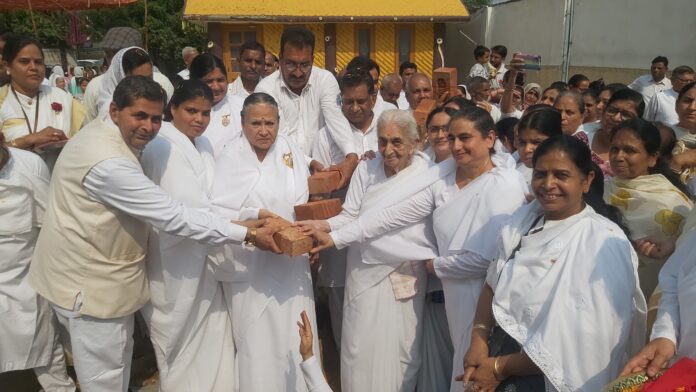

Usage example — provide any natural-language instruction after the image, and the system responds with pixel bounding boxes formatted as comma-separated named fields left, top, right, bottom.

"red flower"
left=51, top=102, right=63, bottom=112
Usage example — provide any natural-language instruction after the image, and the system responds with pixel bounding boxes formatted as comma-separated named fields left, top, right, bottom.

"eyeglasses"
left=282, top=60, right=312, bottom=72
left=605, top=106, right=637, bottom=121
left=428, top=125, right=447, bottom=133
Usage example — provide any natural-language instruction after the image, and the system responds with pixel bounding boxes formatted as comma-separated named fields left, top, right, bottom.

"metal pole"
left=561, top=0, right=575, bottom=81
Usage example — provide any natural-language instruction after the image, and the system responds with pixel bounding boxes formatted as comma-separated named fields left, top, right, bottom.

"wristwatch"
left=244, top=228, right=257, bottom=247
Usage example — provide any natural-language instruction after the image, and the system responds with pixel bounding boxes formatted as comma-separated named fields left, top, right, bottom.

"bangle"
left=8, top=138, right=18, bottom=148
left=493, top=356, right=504, bottom=381
left=244, top=228, right=257, bottom=247
left=472, top=323, right=490, bottom=332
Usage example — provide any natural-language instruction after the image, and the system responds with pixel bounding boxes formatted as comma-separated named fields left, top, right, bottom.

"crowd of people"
left=1, top=23, right=695, bottom=392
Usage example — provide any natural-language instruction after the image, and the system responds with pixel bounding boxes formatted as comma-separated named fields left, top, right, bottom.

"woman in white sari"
left=0, top=35, right=83, bottom=169
left=604, top=118, right=693, bottom=300
left=0, top=134, right=74, bottom=391
left=299, top=109, right=438, bottom=391
left=210, top=92, right=317, bottom=392
left=139, top=80, right=235, bottom=391
left=310, top=107, right=528, bottom=392
left=189, top=53, right=244, bottom=157
left=461, top=135, right=646, bottom=392
left=94, top=46, right=153, bottom=121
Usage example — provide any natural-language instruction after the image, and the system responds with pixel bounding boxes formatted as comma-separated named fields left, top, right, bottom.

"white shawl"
left=96, top=46, right=142, bottom=118
left=489, top=202, right=647, bottom=392
left=0, top=85, right=73, bottom=141
left=205, top=93, right=244, bottom=158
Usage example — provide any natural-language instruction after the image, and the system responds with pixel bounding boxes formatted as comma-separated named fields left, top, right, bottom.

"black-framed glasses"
left=428, top=125, right=448, bottom=133
left=605, top=106, right=636, bottom=121
left=282, top=60, right=312, bottom=72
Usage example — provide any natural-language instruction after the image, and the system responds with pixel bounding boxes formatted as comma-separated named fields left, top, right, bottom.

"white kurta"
left=488, top=202, right=646, bottom=392
left=205, top=94, right=244, bottom=158
left=329, top=152, right=437, bottom=392
left=331, top=159, right=528, bottom=392
left=210, top=133, right=318, bottom=392
left=139, top=123, right=235, bottom=391
left=0, top=147, right=52, bottom=371
left=227, top=76, right=252, bottom=98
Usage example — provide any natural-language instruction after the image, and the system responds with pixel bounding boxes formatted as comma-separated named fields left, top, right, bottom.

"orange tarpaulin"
left=0, top=0, right=138, bottom=11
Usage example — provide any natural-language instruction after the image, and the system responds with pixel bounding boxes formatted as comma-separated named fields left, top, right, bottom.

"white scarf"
left=490, top=202, right=646, bottom=392
left=96, top=46, right=143, bottom=118
left=205, top=94, right=243, bottom=157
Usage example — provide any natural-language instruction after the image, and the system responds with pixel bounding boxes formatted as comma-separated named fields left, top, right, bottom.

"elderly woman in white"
left=310, top=107, right=528, bottom=392
left=0, top=134, right=74, bottom=391
left=300, top=109, right=437, bottom=391
left=210, top=92, right=317, bottom=392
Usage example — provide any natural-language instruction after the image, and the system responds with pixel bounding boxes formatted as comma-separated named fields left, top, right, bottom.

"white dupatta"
left=205, top=93, right=243, bottom=157
left=489, top=202, right=647, bottom=392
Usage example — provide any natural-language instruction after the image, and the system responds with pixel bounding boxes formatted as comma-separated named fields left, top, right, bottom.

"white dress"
left=139, top=123, right=235, bottom=391
left=329, top=152, right=437, bottom=392
left=210, top=133, right=319, bottom=392
left=205, top=93, right=244, bottom=157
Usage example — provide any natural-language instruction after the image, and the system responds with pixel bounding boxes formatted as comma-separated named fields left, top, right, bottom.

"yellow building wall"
left=414, top=23, right=433, bottom=78
left=374, top=23, right=396, bottom=79
left=335, top=24, right=355, bottom=72
left=306, top=24, right=326, bottom=69
left=262, top=24, right=284, bottom=59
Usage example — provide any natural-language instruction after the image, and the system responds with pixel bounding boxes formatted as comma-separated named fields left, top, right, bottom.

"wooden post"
left=27, top=0, right=38, bottom=37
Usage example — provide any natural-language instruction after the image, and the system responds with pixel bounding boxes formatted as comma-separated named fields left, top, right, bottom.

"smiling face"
left=532, top=149, right=594, bottom=221
left=554, top=96, right=584, bottom=135
left=602, top=99, right=639, bottom=132
left=170, top=96, right=212, bottom=142
left=378, top=122, right=416, bottom=175
left=6, top=44, right=45, bottom=96
left=110, top=98, right=164, bottom=151
left=516, top=127, right=550, bottom=168
left=242, top=103, right=279, bottom=158
left=525, top=89, right=539, bottom=106
left=596, top=89, right=612, bottom=115
left=200, top=67, right=228, bottom=105
left=609, top=127, right=658, bottom=179
left=447, top=118, right=495, bottom=169
left=427, top=112, right=452, bottom=162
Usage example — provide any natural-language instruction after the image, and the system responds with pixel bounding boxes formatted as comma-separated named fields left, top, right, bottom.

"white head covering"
left=48, top=65, right=64, bottom=87
left=97, top=46, right=147, bottom=117
left=73, top=66, right=84, bottom=78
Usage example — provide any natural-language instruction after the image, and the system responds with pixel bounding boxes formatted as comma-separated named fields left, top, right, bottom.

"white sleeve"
left=643, top=95, right=659, bottom=121
left=83, top=158, right=247, bottom=245
left=319, top=74, right=357, bottom=156
left=327, top=162, right=368, bottom=230
left=300, top=356, right=333, bottom=392
left=468, top=64, right=487, bottom=79
left=330, top=184, right=436, bottom=249
left=433, top=250, right=491, bottom=280
left=649, top=237, right=696, bottom=344
left=83, top=79, right=99, bottom=123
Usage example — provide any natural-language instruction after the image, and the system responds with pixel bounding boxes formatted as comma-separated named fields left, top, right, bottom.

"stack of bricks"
left=264, top=217, right=313, bottom=257
left=413, top=98, right=438, bottom=139
left=433, top=67, right=459, bottom=104
left=293, top=170, right=343, bottom=221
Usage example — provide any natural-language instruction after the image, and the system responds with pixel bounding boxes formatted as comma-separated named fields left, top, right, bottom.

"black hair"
left=518, top=107, right=563, bottom=137
left=399, top=61, right=417, bottom=76
left=607, top=88, right=646, bottom=117
left=549, top=81, right=569, bottom=92
left=122, top=47, right=151, bottom=75
left=112, top=75, right=166, bottom=110
left=339, top=70, right=375, bottom=95
left=494, top=117, right=518, bottom=150
left=449, top=106, right=495, bottom=152
left=280, top=26, right=315, bottom=56
left=503, top=70, right=524, bottom=86
left=346, top=55, right=381, bottom=79
left=164, top=79, right=214, bottom=121
left=582, top=88, right=599, bottom=102
left=2, top=34, right=43, bottom=64
left=671, top=65, right=694, bottom=80
left=652, top=56, right=668, bottom=67
left=240, top=41, right=266, bottom=59
left=600, top=83, right=627, bottom=98
left=241, top=92, right=279, bottom=120
left=611, top=119, right=691, bottom=197
left=443, top=96, right=475, bottom=111
left=491, top=45, right=507, bottom=58
left=568, top=73, right=590, bottom=88
left=468, top=76, right=489, bottom=92
left=555, top=90, right=586, bottom=113
left=677, top=81, right=696, bottom=102
left=473, top=45, right=490, bottom=60
left=426, top=106, right=458, bottom=128
left=532, top=135, right=630, bottom=236
left=652, top=122, right=677, bottom=160
left=588, top=78, right=605, bottom=94
left=189, top=53, right=227, bottom=80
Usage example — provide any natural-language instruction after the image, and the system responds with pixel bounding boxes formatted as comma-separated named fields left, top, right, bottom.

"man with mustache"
left=256, top=26, right=360, bottom=188
left=228, top=41, right=266, bottom=98
left=28, top=76, right=280, bottom=391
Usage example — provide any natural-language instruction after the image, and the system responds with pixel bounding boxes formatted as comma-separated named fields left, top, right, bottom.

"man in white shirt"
left=228, top=41, right=265, bottom=98
left=406, top=73, right=434, bottom=111
left=380, top=73, right=403, bottom=107
left=644, top=65, right=695, bottom=124
left=397, top=61, right=417, bottom=110
left=177, top=46, right=199, bottom=80
left=255, top=26, right=359, bottom=187
left=468, top=76, right=501, bottom=123
left=28, top=76, right=280, bottom=392
left=344, top=56, right=397, bottom=115
left=489, top=45, right=508, bottom=90
left=629, top=56, right=672, bottom=104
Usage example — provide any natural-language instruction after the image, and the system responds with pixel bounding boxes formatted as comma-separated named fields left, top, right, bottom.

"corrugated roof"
left=183, top=0, right=469, bottom=23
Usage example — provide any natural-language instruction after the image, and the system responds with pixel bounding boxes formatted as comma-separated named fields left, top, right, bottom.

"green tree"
left=0, top=11, right=70, bottom=48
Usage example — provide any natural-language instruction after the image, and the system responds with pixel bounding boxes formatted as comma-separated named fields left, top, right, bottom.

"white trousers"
left=32, top=329, right=76, bottom=392
left=52, top=302, right=134, bottom=392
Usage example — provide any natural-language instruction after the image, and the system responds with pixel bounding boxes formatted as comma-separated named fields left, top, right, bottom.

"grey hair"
left=555, top=90, right=585, bottom=113
left=182, top=46, right=198, bottom=58
left=377, top=109, right=419, bottom=143
left=241, top=92, right=279, bottom=119
left=407, top=73, right=432, bottom=92
left=380, top=73, right=402, bottom=90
